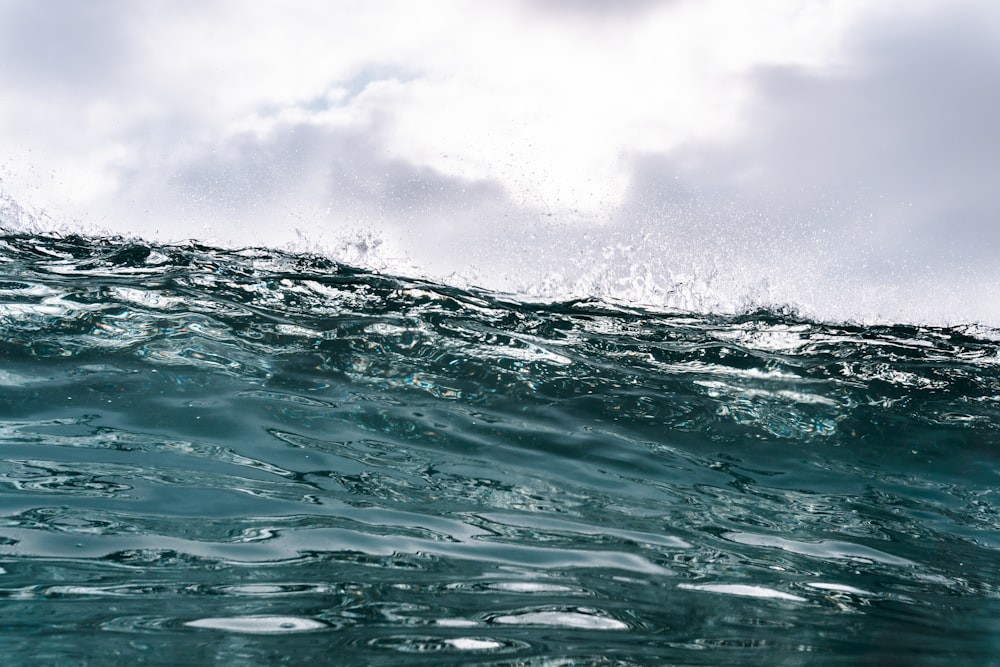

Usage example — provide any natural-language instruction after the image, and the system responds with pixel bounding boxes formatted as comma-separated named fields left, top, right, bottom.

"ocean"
left=0, top=232, right=997, bottom=665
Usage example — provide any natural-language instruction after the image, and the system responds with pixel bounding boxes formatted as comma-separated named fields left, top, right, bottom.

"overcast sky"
left=1, top=0, right=998, bottom=325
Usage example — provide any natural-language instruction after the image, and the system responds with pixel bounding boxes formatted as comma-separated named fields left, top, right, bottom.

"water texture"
left=0, top=233, right=997, bottom=665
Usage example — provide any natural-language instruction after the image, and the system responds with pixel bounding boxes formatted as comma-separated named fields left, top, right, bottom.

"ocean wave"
left=0, top=231, right=998, bottom=664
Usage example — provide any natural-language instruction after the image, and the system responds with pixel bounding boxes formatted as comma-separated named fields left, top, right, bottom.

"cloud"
left=0, top=0, right=856, bottom=215
left=0, top=0, right=141, bottom=94
left=98, top=96, right=522, bottom=271
left=602, top=1, right=1000, bottom=321
left=527, top=0, right=671, bottom=20
left=622, top=2, right=1000, bottom=256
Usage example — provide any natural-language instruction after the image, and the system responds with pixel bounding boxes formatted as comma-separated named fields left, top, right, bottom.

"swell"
left=0, top=232, right=998, bottom=663
left=2, top=233, right=997, bottom=437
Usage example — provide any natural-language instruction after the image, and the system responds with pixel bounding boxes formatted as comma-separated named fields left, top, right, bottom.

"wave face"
left=0, top=233, right=998, bottom=665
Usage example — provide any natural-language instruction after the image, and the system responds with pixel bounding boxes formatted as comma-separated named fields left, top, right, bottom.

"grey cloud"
left=167, top=123, right=506, bottom=215
left=110, top=113, right=521, bottom=268
left=619, top=4, right=1000, bottom=275
left=528, top=0, right=672, bottom=18
left=0, top=0, right=142, bottom=93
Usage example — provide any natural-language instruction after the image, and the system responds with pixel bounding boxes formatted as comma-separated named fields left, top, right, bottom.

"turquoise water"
left=0, top=233, right=997, bottom=665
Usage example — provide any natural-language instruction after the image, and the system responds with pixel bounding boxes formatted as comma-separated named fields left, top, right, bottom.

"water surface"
left=0, top=234, right=997, bottom=665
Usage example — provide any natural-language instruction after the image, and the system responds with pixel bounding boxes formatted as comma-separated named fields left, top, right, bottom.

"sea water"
left=0, top=233, right=997, bottom=665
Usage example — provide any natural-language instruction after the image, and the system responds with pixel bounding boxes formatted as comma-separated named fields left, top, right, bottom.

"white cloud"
left=0, top=0, right=859, bottom=215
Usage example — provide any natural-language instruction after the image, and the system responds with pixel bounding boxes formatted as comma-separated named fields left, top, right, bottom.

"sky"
left=1, top=0, right=998, bottom=325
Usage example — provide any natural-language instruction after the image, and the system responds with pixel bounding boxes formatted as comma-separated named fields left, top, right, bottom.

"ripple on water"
left=367, top=634, right=529, bottom=653
left=487, top=607, right=630, bottom=630
left=677, top=583, right=807, bottom=602
left=183, top=615, right=329, bottom=633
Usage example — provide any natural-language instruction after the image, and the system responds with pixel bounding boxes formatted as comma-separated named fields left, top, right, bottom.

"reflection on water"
left=0, top=234, right=997, bottom=664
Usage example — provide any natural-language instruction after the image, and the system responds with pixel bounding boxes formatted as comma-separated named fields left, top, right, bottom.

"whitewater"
left=0, top=229, right=997, bottom=665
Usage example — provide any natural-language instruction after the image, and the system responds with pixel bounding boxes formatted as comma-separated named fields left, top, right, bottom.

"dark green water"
left=0, top=233, right=997, bottom=665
